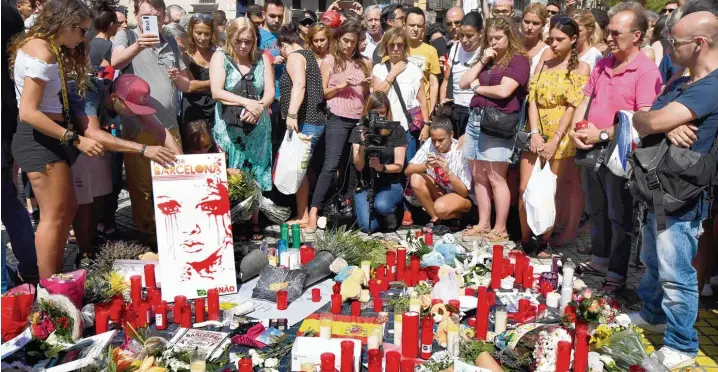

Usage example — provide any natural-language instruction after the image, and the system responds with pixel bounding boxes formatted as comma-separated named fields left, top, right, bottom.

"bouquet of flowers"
left=591, top=327, right=659, bottom=371
left=33, top=287, right=83, bottom=341
left=568, top=288, right=621, bottom=324
left=228, top=170, right=290, bottom=224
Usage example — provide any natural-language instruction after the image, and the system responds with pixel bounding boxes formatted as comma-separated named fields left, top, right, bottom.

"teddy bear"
left=340, top=267, right=366, bottom=302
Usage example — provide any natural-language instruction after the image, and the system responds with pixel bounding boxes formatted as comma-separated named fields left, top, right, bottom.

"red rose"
left=57, top=317, right=70, bottom=329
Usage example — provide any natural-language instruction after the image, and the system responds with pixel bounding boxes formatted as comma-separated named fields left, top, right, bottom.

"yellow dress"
left=528, top=70, right=587, bottom=159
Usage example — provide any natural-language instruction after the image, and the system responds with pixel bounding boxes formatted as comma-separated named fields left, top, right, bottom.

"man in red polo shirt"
left=568, top=5, right=662, bottom=292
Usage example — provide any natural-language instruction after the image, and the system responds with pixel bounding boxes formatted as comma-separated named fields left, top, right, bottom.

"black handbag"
left=221, top=52, right=259, bottom=132
left=478, top=67, right=520, bottom=139
left=574, top=67, right=609, bottom=170
left=514, top=64, right=548, bottom=152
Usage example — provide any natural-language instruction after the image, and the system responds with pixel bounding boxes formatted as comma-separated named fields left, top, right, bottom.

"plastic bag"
left=252, top=265, right=307, bottom=305
left=1, top=284, right=35, bottom=342
left=594, top=328, right=666, bottom=371
left=258, top=195, right=291, bottom=224
left=273, top=130, right=313, bottom=195
left=523, top=159, right=557, bottom=236
left=606, top=110, right=639, bottom=178
left=430, top=271, right=460, bottom=303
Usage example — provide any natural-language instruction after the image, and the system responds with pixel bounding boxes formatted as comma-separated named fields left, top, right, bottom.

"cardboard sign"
left=151, top=154, right=237, bottom=301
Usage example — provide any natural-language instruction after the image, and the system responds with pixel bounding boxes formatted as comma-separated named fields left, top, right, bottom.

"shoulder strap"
left=446, top=44, right=460, bottom=99
left=535, top=63, right=546, bottom=133
left=583, top=66, right=604, bottom=120
left=385, top=61, right=412, bottom=123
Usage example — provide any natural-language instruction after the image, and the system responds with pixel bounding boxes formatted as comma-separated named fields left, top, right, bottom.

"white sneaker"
left=701, top=283, right=714, bottom=297
left=650, top=347, right=695, bottom=370
left=627, top=312, right=667, bottom=333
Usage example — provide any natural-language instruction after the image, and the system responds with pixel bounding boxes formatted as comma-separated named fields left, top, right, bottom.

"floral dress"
left=528, top=70, right=588, bottom=160
left=213, top=54, right=273, bottom=191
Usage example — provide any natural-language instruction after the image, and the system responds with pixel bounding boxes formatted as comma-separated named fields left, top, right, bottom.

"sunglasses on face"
left=667, top=37, right=696, bottom=48
left=662, top=7, right=675, bottom=14
left=447, top=20, right=461, bottom=26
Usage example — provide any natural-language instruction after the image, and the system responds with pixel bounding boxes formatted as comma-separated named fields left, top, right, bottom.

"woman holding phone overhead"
left=10, top=0, right=103, bottom=278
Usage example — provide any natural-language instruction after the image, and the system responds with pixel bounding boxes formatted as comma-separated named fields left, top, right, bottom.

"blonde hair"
left=572, top=9, right=601, bottom=48
left=306, top=23, right=333, bottom=57
left=481, top=17, right=527, bottom=68
left=523, top=3, right=549, bottom=25
left=224, top=17, right=259, bottom=62
left=378, top=27, right=408, bottom=60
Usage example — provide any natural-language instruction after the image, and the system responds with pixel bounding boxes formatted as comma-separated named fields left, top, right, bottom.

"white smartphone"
left=141, top=15, right=159, bottom=35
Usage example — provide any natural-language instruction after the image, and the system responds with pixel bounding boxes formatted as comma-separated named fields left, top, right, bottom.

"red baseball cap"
left=321, top=10, right=341, bottom=29
left=114, top=74, right=157, bottom=115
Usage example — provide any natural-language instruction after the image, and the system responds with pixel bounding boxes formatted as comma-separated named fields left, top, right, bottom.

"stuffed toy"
left=340, top=267, right=366, bottom=302
left=431, top=303, right=452, bottom=348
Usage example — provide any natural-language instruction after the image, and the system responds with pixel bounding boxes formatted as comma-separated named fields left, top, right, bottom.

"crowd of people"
left=2, top=0, right=718, bottom=368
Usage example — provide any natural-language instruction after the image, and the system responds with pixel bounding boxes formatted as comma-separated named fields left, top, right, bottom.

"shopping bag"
left=523, top=159, right=557, bottom=236
left=272, top=130, right=313, bottom=195
left=1, top=284, right=35, bottom=342
left=605, top=110, right=639, bottom=178
left=39, top=269, right=87, bottom=310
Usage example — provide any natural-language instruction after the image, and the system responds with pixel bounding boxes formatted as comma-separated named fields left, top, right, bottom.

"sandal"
left=251, top=223, right=264, bottom=241
left=535, top=243, right=555, bottom=259
left=601, top=278, right=627, bottom=294
left=462, top=225, right=490, bottom=239
left=575, top=262, right=608, bottom=277
left=402, top=210, right=414, bottom=226
left=483, top=231, right=509, bottom=243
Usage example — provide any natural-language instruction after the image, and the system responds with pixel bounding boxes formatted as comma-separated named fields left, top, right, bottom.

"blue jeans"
left=638, top=202, right=708, bottom=355
left=1, top=142, right=38, bottom=281
left=354, top=183, right=403, bottom=233
left=405, top=130, right=419, bottom=163
left=299, top=123, right=325, bottom=152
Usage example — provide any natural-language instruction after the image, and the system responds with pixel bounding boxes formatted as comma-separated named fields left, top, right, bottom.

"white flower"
left=229, top=352, right=243, bottom=365
left=248, top=349, right=264, bottom=366
left=264, top=358, right=279, bottom=368
left=614, top=314, right=631, bottom=327
left=599, top=355, right=617, bottom=368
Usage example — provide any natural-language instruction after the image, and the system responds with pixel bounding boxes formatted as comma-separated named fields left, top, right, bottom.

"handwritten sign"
left=151, top=154, right=237, bottom=301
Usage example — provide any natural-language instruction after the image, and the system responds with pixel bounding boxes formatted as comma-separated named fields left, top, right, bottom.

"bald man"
left=491, top=0, right=514, bottom=18
left=446, top=7, right=464, bottom=44
left=631, top=11, right=718, bottom=370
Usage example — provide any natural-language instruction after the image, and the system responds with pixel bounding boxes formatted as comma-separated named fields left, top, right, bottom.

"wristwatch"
left=529, top=129, right=540, bottom=136
left=60, top=129, right=79, bottom=145
left=599, top=130, right=610, bottom=142
left=287, top=112, right=298, bottom=120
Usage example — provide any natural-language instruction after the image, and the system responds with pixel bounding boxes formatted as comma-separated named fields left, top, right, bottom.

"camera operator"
left=351, top=92, right=407, bottom=233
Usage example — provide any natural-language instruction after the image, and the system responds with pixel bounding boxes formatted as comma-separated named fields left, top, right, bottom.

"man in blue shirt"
left=258, top=0, right=286, bottom=150
left=631, top=11, right=718, bottom=370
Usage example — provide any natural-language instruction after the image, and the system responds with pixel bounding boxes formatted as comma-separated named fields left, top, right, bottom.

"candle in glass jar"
left=144, top=264, right=156, bottom=288
left=95, top=304, right=109, bottom=334
left=194, top=298, right=205, bottom=323
left=494, top=306, right=508, bottom=334
left=130, top=275, right=142, bottom=306
left=340, top=340, right=354, bottom=372
left=207, top=288, right=220, bottom=321
left=331, top=294, right=342, bottom=314
left=156, top=301, right=168, bottom=330
left=320, top=314, right=332, bottom=339
left=173, top=295, right=187, bottom=324
left=447, top=314, right=460, bottom=356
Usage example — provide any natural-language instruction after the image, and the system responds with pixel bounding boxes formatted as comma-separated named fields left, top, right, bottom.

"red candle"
left=277, top=290, right=288, bottom=310
left=320, top=353, right=336, bottom=372
left=312, top=288, right=321, bottom=302
left=340, top=340, right=354, bottom=372
left=367, top=349, right=382, bottom=372
left=401, top=312, right=420, bottom=358
left=238, top=358, right=253, bottom=372
left=373, top=295, right=383, bottom=312
left=385, top=351, right=401, bottom=372
left=369, top=279, right=379, bottom=296
left=144, top=264, right=156, bottom=288
left=331, top=294, right=342, bottom=314
left=515, top=254, right=525, bottom=286
left=156, top=301, right=168, bottom=330
left=400, top=359, right=415, bottom=372
left=95, top=303, right=109, bottom=334
left=449, top=299, right=460, bottom=312
left=333, top=281, right=342, bottom=294
left=207, top=288, right=220, bottom=321
left=300, top=245, right=315, bottom=265
left=181, top=304, right=192, bottom=328
left=475, top=286, right=489, bottom=340
left=425, top=232, right=433, bottom=246
left=574, top=320, right=589, bottom=372
left=409, top=255, right=421, bottom=283
left=538, top=303, right=548, bottom=316
left=351, top=301, right=361, bottom=316
left=173, top=295, right=186, bottom=324
left=523, top=265, right=534, bottom=289
left=491, top=245, right=503, bottom=291
left=431, top=298, right=443, bottom=306
left=555, top=340, right=572, bottom=372
left=397, top=247, right=406, bottom=282
left=487, top=291, right=496, bottom=307
left=386, top=251, right=397, bottom=281
left=109, top=296, right=123, bottom=322
left=135, top=302, right=148, bottom=328
left=194, top=298, right=206, bottom=323
left=415, top=230, right=423, bottom=238
left=130, top=275, right=142, bottom=307
left=123, top=310, right=137, bottom=341
left=468, top=317, right=476, bottom=327
left=518, top=298, right=530, bottom=314
left=147, top=287, right=159, bottom=307
left=464, top=287, right=475, bottom=296
left=376, top=265, right=387, bottom=281
left=420, top=316, right=434, bottom=359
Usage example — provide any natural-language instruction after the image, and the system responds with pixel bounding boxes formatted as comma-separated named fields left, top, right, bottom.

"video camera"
left=361, top=110, right=401, bottom=154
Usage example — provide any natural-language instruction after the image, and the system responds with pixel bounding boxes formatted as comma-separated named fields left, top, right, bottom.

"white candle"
left=367, top=335, right=379, bottom=350
left=546, top=292, right=561, bottom=308
left=279, top=252, right=290, bottom=268
left=447, top=323, right=459, bottom=356
left=288, top=249, right=300, bottom=270
left=320, top=324, right=332, bottom=340
left=494, top=309, right=508, bottom=334
left=361, top=261, right=371, bottom=285
left=560, top=260, right=576, bottom=312
left=394, top=314, right=403, bottom=346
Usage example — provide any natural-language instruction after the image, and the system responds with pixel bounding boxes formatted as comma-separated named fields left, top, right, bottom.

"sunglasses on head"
left=551, top=15, right=576, bottom=30
left=192, top=13, right=213, bottom=22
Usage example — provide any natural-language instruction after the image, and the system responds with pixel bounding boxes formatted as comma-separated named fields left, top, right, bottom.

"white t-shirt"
left=530, top=45, right=550, bottom=77
left=462, top=0, right=481, bottom=15
left=372, top=62, right=423, bottom=131
left=448, top=43, right=480, bottom=107
left=410, top=138, right=472, bottom=193
left=362, top=32, right=380, bottom=60
left=580, top=47, right=603, bottom=72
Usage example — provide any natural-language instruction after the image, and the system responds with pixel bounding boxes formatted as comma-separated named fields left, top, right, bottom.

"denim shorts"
left=464, top=108, right=514, bottom=163
left=299, top=123, right=325, bottom=152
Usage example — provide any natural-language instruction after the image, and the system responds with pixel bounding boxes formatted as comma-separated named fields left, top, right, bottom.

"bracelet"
left=140, top=145, right=147, bottom=156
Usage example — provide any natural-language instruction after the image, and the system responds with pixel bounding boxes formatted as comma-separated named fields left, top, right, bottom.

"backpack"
left=627, top=81, right=718, bottom=230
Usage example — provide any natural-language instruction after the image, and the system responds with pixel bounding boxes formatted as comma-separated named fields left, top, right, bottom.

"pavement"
left=3, top=187, right=718, bottom=371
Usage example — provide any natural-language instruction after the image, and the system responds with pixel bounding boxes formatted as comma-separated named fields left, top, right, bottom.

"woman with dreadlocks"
left=10, top=0, right=103, bottom=278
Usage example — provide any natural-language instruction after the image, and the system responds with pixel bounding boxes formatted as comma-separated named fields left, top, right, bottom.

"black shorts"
left=11, top=119, right=69, bottom=173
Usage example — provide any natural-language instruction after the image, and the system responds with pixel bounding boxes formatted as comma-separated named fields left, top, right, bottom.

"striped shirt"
left=326, top=55, right=367, bottom=119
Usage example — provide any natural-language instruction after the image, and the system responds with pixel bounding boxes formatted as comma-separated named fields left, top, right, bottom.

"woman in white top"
left=10, top=0, right=103, bottom=278
left=522, top=3, right=552, bottom=76
left=572, top=10, right=604, bottom=71
left=372, top=27, right=430, bottom=163
left=439, top=11, right=483, bottom=139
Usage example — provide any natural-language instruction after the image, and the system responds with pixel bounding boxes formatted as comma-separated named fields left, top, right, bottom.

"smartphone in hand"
left=141, top=15, right=159, bottom=35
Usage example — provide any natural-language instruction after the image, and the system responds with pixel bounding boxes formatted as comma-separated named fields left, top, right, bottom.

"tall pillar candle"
left=181, top=304, right=192, bottom=328
left=280, top=223, right=289, bottom=242
left=95, top=304, right=109, bottom=334
left=331, top=294, right=342, bottom=314
left=386, top=251, right=396, bottom=281
left=400, top=360, right=415, bottom=372
left=523, top=265, right=534, bottom=289
left=555, top=340, right=572, bottom=372
left=515, top=254, right=525, bottom=288
left=574, top=320, right=590, bottom=372
left=409, top=256, right=421, bottom=286
left=291, top=224, right=301, bottom=248
left=420, top=316, right=434, bottom=359
left=109, top=295, right=123, bottom=322
left=194, top=298, right=206, bottom=323
left=401, top=311, right=420, bottom=358
left=396, top=247, right=407, bottom=282
left=207, top=288, right=220, bottom=321
left=559, top=260, right=576, bottom=313
left=475, top=286, right=490, bottom=340
left=156, top=301, right=168, bottom=330
left=130, top=275, right=143, bottom=307
left=144, top=264, right=156, bottom=288
left=173, top=295, right=186, bottom=324
left=373, top=295, right=383, bottom=312
left=393, top=314, right=403, bottom=346
left=351, top=301, right=361, bottom=316
left=491, top=245, right=503, bottom=291
left=386, top=351, right=401, bottom=372
left=367, top=349, right=382, bottom=372
left=340, top=340, right=354, bottom=372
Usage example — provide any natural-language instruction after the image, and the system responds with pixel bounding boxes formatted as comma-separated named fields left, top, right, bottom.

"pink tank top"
left=326, top=55, right=367, bottom=120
